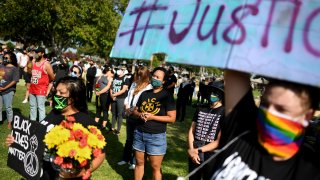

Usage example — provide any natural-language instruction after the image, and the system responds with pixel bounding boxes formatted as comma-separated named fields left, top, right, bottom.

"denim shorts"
left=133, top=129, right=167, bottom=156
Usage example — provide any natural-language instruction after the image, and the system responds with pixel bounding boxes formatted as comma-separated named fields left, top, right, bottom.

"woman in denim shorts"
left=132, top=67, right=176, bottom=180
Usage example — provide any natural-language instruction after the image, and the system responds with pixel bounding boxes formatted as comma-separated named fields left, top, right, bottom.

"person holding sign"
left=6, top=76, right=105, bottom=179
left=0, top=51, right=20, bottom=129
left=188, top=87, right=224, bottom=180
left=210, top=70, right=320, bottom=180
left=132, top=67, right=176, bottom=180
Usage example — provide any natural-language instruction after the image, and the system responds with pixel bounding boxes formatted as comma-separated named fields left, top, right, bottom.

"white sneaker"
left=128, top=164, right=136, bottom=170
left=22, top=99, right=28, bottom=103
left=117, top=161, right=127, bottom=166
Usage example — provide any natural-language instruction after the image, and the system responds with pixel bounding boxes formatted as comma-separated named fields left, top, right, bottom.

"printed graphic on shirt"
left=112, top=78, right=124, bottom=93
left=140, top=98, right=161, bottom=115
left=0, top=69, right=6, bottom=84
left=212, top=152, right=269, bottom=180
left=195, top=111, right=221, bottom=142
left=31, top=69, right=42, bottom=84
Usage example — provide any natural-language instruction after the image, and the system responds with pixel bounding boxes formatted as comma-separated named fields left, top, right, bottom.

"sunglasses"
left=3, top=57, right=9, bottom=60
left=72, top=71, right=79, bottom=74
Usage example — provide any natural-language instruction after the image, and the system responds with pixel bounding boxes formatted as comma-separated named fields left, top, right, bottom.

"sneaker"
left=22, top=99, right=28, bottom=103
left=117, top=161, right=127, bottom=166
left=128, top=164, right=136, bottom=170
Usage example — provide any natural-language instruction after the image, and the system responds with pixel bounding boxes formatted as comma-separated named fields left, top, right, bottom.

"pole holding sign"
left=111, top=0, right=320, bottom=87
left=7, top=114, right=46, bottom=180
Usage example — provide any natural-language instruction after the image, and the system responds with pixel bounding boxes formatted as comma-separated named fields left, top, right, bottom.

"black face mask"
left=53, top=95, right=69, bottom=110
left=3, top=59, right=10, bottom=66
left=35, top=54, right=42, bottom=61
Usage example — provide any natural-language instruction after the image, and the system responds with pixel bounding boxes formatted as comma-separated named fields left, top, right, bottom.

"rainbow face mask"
left=256, top=107, right=308, bottom=159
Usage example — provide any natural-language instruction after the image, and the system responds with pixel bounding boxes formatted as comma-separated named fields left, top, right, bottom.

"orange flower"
left=69, top=149, right=77, bottom=157
left=93, top=149, right=102, bottom=158
left=54, top=156, right=63, bottom=165
left=74, top=129, right=84, bottom=139
left=79, top=136, right=88, bottom=148
left=80, top=160, right=88, bottom=168
left=89, top=127, right=97, bottom=135
left=97, top=134, right=104, bottom=140
left=66, top=116, right=76, bottom=122
left=61, top=162, right=73, bottom=169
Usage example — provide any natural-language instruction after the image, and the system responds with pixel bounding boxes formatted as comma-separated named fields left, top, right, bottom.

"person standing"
left=110, top=66, right=130, bottom=135
left=188, top=87, right=224, bottom=180
left=95, top=67, right=113, bottom=129
left=209, top=70, right=320, bottom=179
left=22, top=49, right=34, bottom=103
left=165, top=66, right=177, bottom=98
left=176, top=75, right=192, bottom=122
left=133, top=67, right=176, bottom=180
left=29, top=47, right=55, bottom=121
left=0, top=51, right=20, bottom=128
left=86, top=59, right=96, bottom=102
left=117, top=66, right=152, bottom=169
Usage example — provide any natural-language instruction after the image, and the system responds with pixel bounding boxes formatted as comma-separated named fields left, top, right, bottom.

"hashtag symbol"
left=119, top=0, right=168, bottom=45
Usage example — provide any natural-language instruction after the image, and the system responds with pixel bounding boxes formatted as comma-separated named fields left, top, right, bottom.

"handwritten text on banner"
left=111, top=0, right=320, bottom=86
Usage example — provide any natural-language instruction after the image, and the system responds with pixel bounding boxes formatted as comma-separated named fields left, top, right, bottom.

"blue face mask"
left=70, top=72, right=78, bottom=78
left=210, top=95, right=220, bottom=103
left=151, top=78, right=162, bottom=87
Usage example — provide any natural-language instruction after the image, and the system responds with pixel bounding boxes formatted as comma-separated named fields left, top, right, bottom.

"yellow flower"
left=44, top=125, right=70, bottom=149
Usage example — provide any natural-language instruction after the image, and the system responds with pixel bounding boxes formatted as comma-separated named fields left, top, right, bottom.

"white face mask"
left=182, top=77, right=188, bottom=82
left=116, top=70, right=123, bottom=75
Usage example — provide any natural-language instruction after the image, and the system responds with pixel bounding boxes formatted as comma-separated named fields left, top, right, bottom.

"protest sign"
left=111, top=0, right=320, bottom=87
left=7, top=114, right=46, bottom=180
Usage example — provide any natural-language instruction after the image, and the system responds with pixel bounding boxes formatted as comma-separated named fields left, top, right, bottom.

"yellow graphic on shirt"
left=0, top=69, right=5, bottom=80
left=140, top=98, right=161, bottom=115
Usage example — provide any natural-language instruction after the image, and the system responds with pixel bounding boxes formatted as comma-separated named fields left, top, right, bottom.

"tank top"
left=29, top=61, right=50, bottom=96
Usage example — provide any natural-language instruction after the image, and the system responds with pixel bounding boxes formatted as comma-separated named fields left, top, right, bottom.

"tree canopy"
left=0, top=0, right=128, bottom=57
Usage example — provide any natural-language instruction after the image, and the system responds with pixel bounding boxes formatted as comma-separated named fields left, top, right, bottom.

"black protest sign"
left=7, top=114, right=46, bottom=180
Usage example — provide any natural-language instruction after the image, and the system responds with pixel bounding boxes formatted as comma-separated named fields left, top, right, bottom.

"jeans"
left=29, top=94, right=46, bottom=121
left=0, top=91, right=14, bottom=122
left=111, top=97, right=125, bottom=132
left=133, top=129, right=167, bottom=156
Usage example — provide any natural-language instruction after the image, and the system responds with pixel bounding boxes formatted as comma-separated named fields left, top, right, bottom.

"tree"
left=0, top=0, right=127, bottom=57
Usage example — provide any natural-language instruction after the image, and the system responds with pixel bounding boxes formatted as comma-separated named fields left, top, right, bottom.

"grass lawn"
left=0, top=81, right=195, bottom=180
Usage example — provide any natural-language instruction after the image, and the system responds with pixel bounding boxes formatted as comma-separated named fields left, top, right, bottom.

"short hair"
left=264, top=79, right=320, bottom=110
left=52, top=76, right=88, bottom=113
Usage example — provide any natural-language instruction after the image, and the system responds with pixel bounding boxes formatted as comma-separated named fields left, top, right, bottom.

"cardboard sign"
left=7, top=114, right=46, bottom=180
left=111, top=0, right=320, bottom=87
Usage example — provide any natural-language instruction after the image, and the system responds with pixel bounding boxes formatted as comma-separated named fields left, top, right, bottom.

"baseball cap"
left=35, top=47, right=45, bottom=53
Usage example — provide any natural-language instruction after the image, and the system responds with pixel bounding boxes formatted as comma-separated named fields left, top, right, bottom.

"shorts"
left=133, top=129, right=167, bottom=156
left=23, top=72, right=31, bottom=84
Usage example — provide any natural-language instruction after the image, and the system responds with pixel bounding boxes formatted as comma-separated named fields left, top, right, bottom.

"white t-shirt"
left=19, top=54, right=29, bottom=68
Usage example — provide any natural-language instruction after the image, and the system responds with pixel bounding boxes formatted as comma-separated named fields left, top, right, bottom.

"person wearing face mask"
left=28, top=47, right=55, bottom=122
left=6, top=76, right=105, bottom=179
left=110, top=66, right=130, bottom=135
left=69, top=65, right=83, bottom=79
left=187, top=87, right=224, bottom=180
left=207, top=70, right=320, bottom=180
left=176, top=74, right=192, bottom=122
left=0, top=51, right=20, bottom=128
left=164, top=66, right=177, bottom=98
left=85, top=59, right=96, bottom=102
left=132, top=67, right=176, bottom=180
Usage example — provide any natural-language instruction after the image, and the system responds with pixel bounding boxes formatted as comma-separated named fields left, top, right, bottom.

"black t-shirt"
left=210, top=91, right=320, bottom=180
left=193, top=106, right=224, bottom=143
left=111, top=76, right=130, bottom=99
left=135, top=89, right=176, bottom=133
left=165, top=74, right=177, bottom=94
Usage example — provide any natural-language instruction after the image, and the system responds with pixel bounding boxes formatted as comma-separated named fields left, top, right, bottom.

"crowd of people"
left=2, top=44, right=320, bottom=180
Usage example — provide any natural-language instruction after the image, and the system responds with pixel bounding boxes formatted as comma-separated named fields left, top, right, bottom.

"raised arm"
left=224, top=70, right=251, bottom=115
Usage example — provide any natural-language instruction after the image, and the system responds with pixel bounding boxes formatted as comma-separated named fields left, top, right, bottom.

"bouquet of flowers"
left=44, top=116, right=106, bottom=179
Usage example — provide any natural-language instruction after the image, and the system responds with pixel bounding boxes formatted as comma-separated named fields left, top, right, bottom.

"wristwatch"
left=198, top=148, right=203, bottom=153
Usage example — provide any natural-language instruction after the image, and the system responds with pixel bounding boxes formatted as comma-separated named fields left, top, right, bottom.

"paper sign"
left=7, top=114, right=46, bottom=180
left=110, top=0, right=320, bottom=87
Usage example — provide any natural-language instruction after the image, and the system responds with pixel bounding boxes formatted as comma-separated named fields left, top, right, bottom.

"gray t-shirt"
left=97, top=75, right=109, bottom=93
left=0, top=66, right=20, bottom=95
